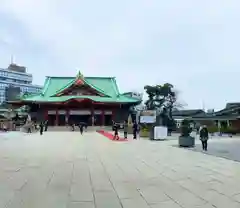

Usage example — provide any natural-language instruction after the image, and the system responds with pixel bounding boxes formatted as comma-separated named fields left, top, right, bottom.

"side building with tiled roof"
left=172, top=104, right=240, bottom=131
left=9, top=71, right=142, bottom=126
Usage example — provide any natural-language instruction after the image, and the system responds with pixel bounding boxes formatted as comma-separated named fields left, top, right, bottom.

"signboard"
left=48, top=110, right=56, bottom=115
left=154, top=126, right=168, bottom=140
left=94, top=110, right=102, bottom=115
left=58, top=110, right=66, bottom=115
left=104, top=111, right=112, bottom=115
left=140, top=110, right=156, bottom=123
left=70, top=110, right=91, bottom=115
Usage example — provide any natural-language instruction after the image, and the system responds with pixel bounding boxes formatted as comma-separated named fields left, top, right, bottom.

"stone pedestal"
left=178, top=136, right=195, bottom=147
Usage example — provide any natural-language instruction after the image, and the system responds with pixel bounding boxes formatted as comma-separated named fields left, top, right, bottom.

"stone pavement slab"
left=193, top=138, right=240, bottom=162
left=68, top=202, right=95, bottom=208
left=0, top=131, right=240, bottom=207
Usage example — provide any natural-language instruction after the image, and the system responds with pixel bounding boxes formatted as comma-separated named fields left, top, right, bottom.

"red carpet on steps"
left=97, top=130, right=127, bottom=141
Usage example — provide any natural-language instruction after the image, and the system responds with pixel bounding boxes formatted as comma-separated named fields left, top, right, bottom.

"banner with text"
left=140, top=110, right=156, bottom=123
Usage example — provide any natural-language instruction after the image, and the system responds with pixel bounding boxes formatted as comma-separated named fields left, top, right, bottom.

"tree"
left=144, top=83, right=182, bottom=132
left=144, top=83, right=176, bottom=111
left=144, top=84, right=185, bottom=110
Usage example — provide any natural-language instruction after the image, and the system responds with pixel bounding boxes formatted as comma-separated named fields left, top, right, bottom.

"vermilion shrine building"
left=10, top=72, right=141, bottom=126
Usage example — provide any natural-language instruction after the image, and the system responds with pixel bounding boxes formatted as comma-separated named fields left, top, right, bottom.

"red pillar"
left=101, top=110, right=105, bottom=126
left=55, top=110, right=59, bottom=126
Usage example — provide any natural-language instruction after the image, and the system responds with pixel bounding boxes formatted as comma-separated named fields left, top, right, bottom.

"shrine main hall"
left=11, top=72, right=142, bottom=126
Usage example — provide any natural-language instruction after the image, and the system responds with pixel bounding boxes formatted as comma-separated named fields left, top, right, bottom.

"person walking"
left=34, top=121, right=38, bottom=131
left=200, top=125, right=209, bottom=151
left=39, top=121, right=44, bottom=135
left=27, top=123, right=32, bottom=133
left=113, top=122, right=119, bottom=140
left=123, top=120, right=128, bottom=139
left=79, top=123, right=84, bottom=135
left=44, top=120, right=49, bottom=132
left=133, top=121, right=138, bottom=139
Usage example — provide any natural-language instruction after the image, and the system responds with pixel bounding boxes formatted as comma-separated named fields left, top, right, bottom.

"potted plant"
left=178, top=119, right=195, bottom=147
left=139, top=123, right=150, bottom=138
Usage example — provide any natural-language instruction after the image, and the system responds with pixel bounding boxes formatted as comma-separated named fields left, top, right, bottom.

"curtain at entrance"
left=69, top=115, right=91, bottom=125
left=58, top=115, right=65, bottom=126
left=94, top=115, right=101, bottom=125
left=48, top=115, right=56, bottom=126
left=105, top=115, right=112, bottom=126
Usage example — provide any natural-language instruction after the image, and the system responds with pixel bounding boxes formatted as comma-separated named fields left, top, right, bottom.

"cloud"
left=1, top=0, right=240, bottom=110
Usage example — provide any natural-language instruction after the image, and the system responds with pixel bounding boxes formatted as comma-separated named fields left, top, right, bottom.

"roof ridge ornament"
left=75, top=71, right=84, bottom=85
left=76, top=71, right=84, bottom=79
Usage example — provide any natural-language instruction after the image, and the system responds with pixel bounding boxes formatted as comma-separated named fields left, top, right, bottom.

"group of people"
left=26, top=120, right=49, bottom=135
left=112, top=120, right=139, bottom=140
left=69, top=122, right=87, bottom=135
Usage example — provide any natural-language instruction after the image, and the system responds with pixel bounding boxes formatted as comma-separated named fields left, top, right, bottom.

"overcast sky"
left=0, top=0, right=239, bottom=110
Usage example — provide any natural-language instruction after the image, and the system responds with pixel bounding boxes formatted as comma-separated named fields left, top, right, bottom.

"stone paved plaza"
left=193, top=138, right=240, bottom=162
left=1, top=132, right=240, bottom=208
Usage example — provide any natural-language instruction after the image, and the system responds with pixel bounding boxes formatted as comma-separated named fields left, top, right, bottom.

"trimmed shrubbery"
left=180, top=119, right=192, bottom=137
left=208, top=126, right=239, bottom=135
left=139, top=123, right=151, bottom=138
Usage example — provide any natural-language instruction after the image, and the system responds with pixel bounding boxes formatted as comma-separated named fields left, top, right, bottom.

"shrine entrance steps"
left=47, top=126, right=112, bottom=132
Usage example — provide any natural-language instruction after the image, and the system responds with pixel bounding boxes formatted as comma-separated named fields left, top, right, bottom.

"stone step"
left=47, top=126, right=112, bottom=132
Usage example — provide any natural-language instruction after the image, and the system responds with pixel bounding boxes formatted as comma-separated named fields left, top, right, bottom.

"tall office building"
left=0, top=63, right=42, bottom=104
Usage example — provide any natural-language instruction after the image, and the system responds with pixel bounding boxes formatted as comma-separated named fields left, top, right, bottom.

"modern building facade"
left=9, top=71, right=142, bottom=126
left=0, top=64, right=42, bottom=103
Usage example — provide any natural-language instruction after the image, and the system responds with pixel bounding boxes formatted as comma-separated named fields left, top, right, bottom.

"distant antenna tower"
left=10, top=55, right=15, bottom=64
left=202, top=100, right=205, bottom=111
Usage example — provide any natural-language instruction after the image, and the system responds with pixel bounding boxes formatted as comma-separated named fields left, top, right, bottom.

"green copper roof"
left=20, top=95, right=139, bottom=103
left=19, top=72, right=141, bottom=104
left=52, top=71, right=111, bottom=97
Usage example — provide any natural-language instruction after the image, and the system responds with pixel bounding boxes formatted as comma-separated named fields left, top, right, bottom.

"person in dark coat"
left=27, top=123, right=32, bottom=133
left=200, top=125, right=209, bottom=151
left=133, top=121, right=138, bottom=139
left=113, top=122, right=119, bottom=140
left=79, top=123, right=84, bottom=135
left=44, top=120, right=48, bottom=131
left=123, top=120, right=128, bottom=139
left=39, top=121, right=44, bottom=135
left=34, top=121, right=38, bottom=131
